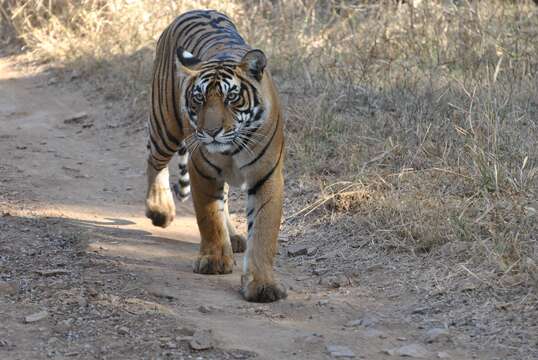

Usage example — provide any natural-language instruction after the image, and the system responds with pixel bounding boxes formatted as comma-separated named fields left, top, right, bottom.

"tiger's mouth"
left=204, top=141, right=233, bottom=154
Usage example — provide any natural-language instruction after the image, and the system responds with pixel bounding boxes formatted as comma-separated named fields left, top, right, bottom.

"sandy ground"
left=0, top=57, right=529, bottom=360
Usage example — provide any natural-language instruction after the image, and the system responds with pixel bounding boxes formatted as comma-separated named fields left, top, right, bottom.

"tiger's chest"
left=196, top=151, right=246, bottom=188
left=220, top=158, right=246, bottom=188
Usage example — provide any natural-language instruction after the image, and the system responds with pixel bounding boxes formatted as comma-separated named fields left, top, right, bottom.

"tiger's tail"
left=172, top=141, right=191, bottom=202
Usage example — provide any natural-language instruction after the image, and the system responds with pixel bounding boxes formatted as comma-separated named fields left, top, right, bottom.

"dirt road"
left=0, top=57, right=508, bottom=359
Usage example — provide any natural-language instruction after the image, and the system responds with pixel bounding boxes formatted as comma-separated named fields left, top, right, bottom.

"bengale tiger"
left=145, top=10, right=286, bottom=302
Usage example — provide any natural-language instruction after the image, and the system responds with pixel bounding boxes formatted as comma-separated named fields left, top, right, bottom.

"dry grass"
left=3, top=0, right=538, bottom=284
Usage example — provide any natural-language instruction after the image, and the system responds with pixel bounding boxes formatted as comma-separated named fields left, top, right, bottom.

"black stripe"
left=148, top=157, right=161, bottom=171
left=179, top=22, right=205, bottom=45
left=185, top=82, right=194, bottom=113
left=148, top=117, right=174, bottom=155
left=199, top=34, right=244, bottom=51
left=173, top=184, right=188, bottom=198
left=200, top=149, right=222, bottom=174
left=191, top=158, right=216, bottom=181
left=149, top=132, right=172, bottom=158
left=151, top=60, right=180, bottom=151
left=246, top=198, right=271, bottom=233
left=196, top=35, right=245, bottom=57
left=240, top=114, right=279, bottom=169
left=192, top=30, right=220, bottom=54
left=179, top=167, right=188, bottom=176
left=170, top=50, right=181, bottom=129
left=184, top=27, right=209, bottom=50
left=169, top=13, right=207, bottom=55
left=150, top=151, right=169, bottom=164
left=177, top=146, right=188, bottom=156
left=219, top=70, right=235, bottom=80
left=202, top=192, right=224, bottom=201
left=200, top=72, right=217, bottom=81
left=150, top=156, right=169, bottom=171
left=148, top=112, right=176, bottom=154
left=169, top=10, right=200, bottom=129
left=172, top=11, right=212, bottom=38
left=202, top=40, right=242, bottom=54
left=185, top=11, right=212, bottom=20
left=156, top=33, right=169, bottom=128
left=247, top=142, right=284, bottom=196
left=178, top=179, right=190, bottom=187
left=252, top=89, right=260, bottom=107
left=201, top=59, right=235, bottom=67
left=210, top=15, right=228, bottom=27
left=162, top=35, right=176, bottom=128
left=252, top=108, right=264, bottom=122
left=255, top=198, right=272, bottom=218
left=169, top=14, right=191, bottom=35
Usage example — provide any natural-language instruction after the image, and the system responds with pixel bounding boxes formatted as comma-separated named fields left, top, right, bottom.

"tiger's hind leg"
left=172, top=144, right=191, bottom=201
left=189, top=160, right=234, bottom=274
left=222, top=183, right=246, bottom=253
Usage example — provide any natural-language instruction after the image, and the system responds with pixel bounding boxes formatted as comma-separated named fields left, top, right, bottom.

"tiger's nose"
left=205, top=127, right=222, bottom=137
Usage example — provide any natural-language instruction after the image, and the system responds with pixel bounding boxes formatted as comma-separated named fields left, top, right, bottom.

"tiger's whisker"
left=238, top=129, right=265, bottom=139
left=236, top=136, right=256, bottom=157
left=238, top=131, right=267, bottom=143
left=238, top=134, right=263, bottom=148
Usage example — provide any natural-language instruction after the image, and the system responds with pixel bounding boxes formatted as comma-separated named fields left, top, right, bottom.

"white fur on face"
left=205, top=142, right=233, bottom=153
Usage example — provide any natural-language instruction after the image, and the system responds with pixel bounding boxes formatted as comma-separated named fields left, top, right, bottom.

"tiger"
left=144, top=9, right=286, bottom=302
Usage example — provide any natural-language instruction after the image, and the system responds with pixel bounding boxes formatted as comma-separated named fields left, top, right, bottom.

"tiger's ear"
left=239, top=49, right=266, bottom=82
left=176, top=47, right=201, bottom=76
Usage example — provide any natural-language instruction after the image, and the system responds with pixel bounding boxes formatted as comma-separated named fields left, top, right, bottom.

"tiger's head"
left=176, top=48, right=271, bottom=154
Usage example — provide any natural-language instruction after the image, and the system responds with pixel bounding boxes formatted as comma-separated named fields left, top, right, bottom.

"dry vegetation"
left=3, top=0, right=537, bottom=285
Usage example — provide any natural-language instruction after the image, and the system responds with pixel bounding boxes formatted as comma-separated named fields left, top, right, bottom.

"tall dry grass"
left=4, top=0, right=538, bottom=283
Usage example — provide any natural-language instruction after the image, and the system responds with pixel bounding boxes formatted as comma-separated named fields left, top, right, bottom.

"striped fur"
left=172, top=141, right=190, bottom=201
left=145, top=10, right=286, bottom=302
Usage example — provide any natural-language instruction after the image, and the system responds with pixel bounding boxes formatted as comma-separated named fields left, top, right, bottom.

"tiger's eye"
left=226, top=92, right=239, bottom=103
left=192, top=93, right=204, bottom=104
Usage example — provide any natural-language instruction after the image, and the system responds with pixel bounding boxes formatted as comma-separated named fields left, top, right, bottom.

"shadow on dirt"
left=0, top=211, right=258, bottom=359
left=0, top=210, right=200, bottom=273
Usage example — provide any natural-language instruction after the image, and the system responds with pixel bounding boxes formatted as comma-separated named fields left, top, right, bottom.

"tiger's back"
left=165, top=10, right=249, bottom=62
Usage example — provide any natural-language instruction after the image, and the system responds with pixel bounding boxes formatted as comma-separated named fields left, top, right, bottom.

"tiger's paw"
left=145, top=207, right=174, bottom=228
left=145, top=189, right=175, bottom=228
left=230, top=234, right=246, bottom=253
left=240, top=278, right=287, bottom=303
left=193, top=254, right=234, bottom=275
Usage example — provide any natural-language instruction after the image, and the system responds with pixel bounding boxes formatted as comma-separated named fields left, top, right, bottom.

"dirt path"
left=0, top=57, right=502, bottom=360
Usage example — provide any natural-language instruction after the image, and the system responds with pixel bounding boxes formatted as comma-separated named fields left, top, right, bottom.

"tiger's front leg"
left=146, top=162, right=176, bottom=228
left=241, top=161, right=287, bottom=302
left=189, top=161, right=234, bottom=275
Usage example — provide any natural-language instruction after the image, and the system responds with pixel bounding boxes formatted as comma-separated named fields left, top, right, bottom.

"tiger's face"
left=177, top=48, right=269, bottom=154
